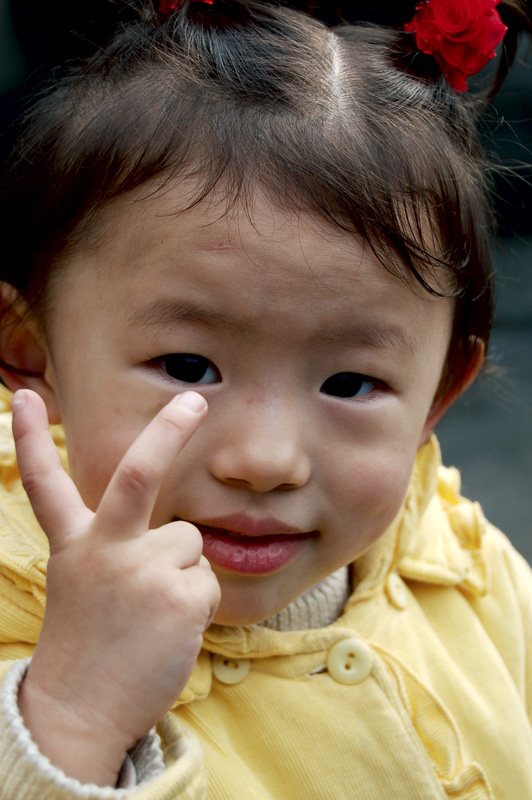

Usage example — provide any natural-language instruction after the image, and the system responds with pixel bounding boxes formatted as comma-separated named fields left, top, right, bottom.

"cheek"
left=330, top=444, right=417, bottom=535
left=64, top=421, right=138, bottom=512
left=57, top=382, right=164, bottom=510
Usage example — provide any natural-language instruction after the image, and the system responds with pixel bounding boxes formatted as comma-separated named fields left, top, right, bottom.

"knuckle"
left=206, top=573, right=222, bottom=606
left=165, top=571, right=219, bottom=616
left=117, top=460, right=154, bottom=495
left=189, top=569, right=221, bottom=609
left=164, top=581, right=193, bottom=615
left=202, top=566, right=221, bottom=592
left=20, top=466, right=48, bottom=499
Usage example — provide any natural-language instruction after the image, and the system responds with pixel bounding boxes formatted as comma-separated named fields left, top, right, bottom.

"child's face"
left=34, top=185, right=452, bottom=624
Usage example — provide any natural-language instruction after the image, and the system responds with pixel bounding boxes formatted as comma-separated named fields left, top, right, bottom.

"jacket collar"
left=352, top=436, right=489, bottom=602
left=203, top=436, right=489, bottom=659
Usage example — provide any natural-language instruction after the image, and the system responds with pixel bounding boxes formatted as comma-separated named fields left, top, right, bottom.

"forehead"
left=52, top=182, right=452, bottom=345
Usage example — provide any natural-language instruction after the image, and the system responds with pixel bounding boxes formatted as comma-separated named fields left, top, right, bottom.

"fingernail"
left=11, top=390, right=28, bottom=412
left=174, top=392, right=207, bottom=413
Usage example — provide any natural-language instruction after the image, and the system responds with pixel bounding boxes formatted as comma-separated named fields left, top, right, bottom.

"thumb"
left=12, top=390, right=91, bottom=551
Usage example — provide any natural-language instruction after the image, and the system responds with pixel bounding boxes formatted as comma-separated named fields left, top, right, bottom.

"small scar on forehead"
left=200, top=241, right=234, bottom=252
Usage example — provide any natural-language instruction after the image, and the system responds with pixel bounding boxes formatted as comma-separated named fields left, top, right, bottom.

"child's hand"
left=12, top=389, right=220, bottom=787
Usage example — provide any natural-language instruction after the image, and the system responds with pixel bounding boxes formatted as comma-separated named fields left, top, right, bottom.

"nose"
left=209, top=399, right=311, bottom=493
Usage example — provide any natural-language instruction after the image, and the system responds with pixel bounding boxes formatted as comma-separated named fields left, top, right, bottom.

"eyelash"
left=320, top=372, right=376, bottom=399
left=157, top=353, right=221, bottom=384
left=152, top=353, right=380, bottom=400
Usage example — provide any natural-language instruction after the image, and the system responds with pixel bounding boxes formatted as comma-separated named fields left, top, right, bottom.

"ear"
left=0, top=284, right=61, bottom=424
left=419, top=339, right=485, bottom=446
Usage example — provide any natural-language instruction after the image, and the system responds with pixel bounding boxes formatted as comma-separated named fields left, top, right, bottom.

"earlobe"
left=419, top=339, right=485, bottom=447
left=0, top=284, right=61, bottom=424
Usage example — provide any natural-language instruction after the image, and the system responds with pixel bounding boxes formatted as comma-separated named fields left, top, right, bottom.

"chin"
left=212, top=608, right=273, bottom=627
left=212, top=595, right=288, bottom=627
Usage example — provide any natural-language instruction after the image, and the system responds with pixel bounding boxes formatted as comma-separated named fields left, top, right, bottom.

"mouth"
left=185, top=515, right=317, bottom=575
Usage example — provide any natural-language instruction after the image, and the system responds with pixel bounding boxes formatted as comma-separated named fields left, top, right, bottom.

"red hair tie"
left=405, top=0, right=507, bottom=92
left=160, top=0, right=214, bottom=15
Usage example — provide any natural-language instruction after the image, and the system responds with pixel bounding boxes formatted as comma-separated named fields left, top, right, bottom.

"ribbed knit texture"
left=259, top=566, right=350, bottom=630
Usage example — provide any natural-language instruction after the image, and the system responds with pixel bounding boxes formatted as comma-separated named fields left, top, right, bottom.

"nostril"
left=212, top=463, right=310, bottom=493
left=221, top=476, right=254, bottom=489
left=208, top=431, right=311, bottom=492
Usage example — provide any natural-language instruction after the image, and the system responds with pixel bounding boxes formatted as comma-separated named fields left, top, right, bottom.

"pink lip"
left=189, top=514, right=316, bottom=575
left=194, top=513, right=305, bottom=538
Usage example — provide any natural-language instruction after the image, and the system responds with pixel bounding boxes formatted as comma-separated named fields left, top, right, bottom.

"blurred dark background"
left=437, top=41, right=532, bottom=565
left=0, top=1, right=531, bottom=562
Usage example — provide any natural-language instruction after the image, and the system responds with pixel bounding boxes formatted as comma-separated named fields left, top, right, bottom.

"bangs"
left=0, top=5, right=494, bottom=397
left=52, top=60, right=484, bottom=301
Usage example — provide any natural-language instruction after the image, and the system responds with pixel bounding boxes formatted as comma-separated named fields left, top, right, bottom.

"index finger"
left=95, top=391, right=207, bottom=538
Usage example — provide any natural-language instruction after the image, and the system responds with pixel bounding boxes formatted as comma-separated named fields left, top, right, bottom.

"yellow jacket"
left=0, top=387, right=530, bottom=799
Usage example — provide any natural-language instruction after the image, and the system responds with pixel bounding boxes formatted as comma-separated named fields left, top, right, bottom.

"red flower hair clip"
left=405, top=0, right=507, bottom=92
left=160, top=0, right=214, bottom=15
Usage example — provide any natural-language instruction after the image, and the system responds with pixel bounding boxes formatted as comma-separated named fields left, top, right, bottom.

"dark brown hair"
left=0, top=0, right=530, bottom=398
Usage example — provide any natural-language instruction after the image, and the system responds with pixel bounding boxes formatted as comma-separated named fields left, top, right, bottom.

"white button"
left=386, top=573, right=408, bottom=610
left=327, top=638, right=373, bottom=685
left=212, top=654, right=251, bottom=685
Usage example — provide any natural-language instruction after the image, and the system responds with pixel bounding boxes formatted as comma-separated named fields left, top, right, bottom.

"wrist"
left=18, top=667, right=130, bottom=787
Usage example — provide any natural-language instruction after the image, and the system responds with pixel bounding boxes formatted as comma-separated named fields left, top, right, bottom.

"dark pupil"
left=165, top=354, right=209, bottom=382
left=321, top=372, right=364, bottom=398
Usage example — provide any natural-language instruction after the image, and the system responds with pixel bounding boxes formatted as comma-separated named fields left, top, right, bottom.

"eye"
left=320, top=372, right=375, bottom=399
left=159, top=353, right=220, bottom=384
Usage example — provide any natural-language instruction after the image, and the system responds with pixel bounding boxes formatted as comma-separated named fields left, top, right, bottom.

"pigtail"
left=144, top=0, right=530, bottom=97
left=489, top=0, right=531, bottom=95
left=312, top=0, right=531, bottom=97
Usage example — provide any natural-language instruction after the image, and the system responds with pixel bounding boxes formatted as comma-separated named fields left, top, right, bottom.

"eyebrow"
left=311, top=322, right=417, bottom=356
left=127, top=299, right=252, bottom=336
left=127, top=299, right=416, bottom=355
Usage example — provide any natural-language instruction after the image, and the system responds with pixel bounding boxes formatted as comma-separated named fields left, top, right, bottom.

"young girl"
left=0, top=0, right=530, bottom=797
